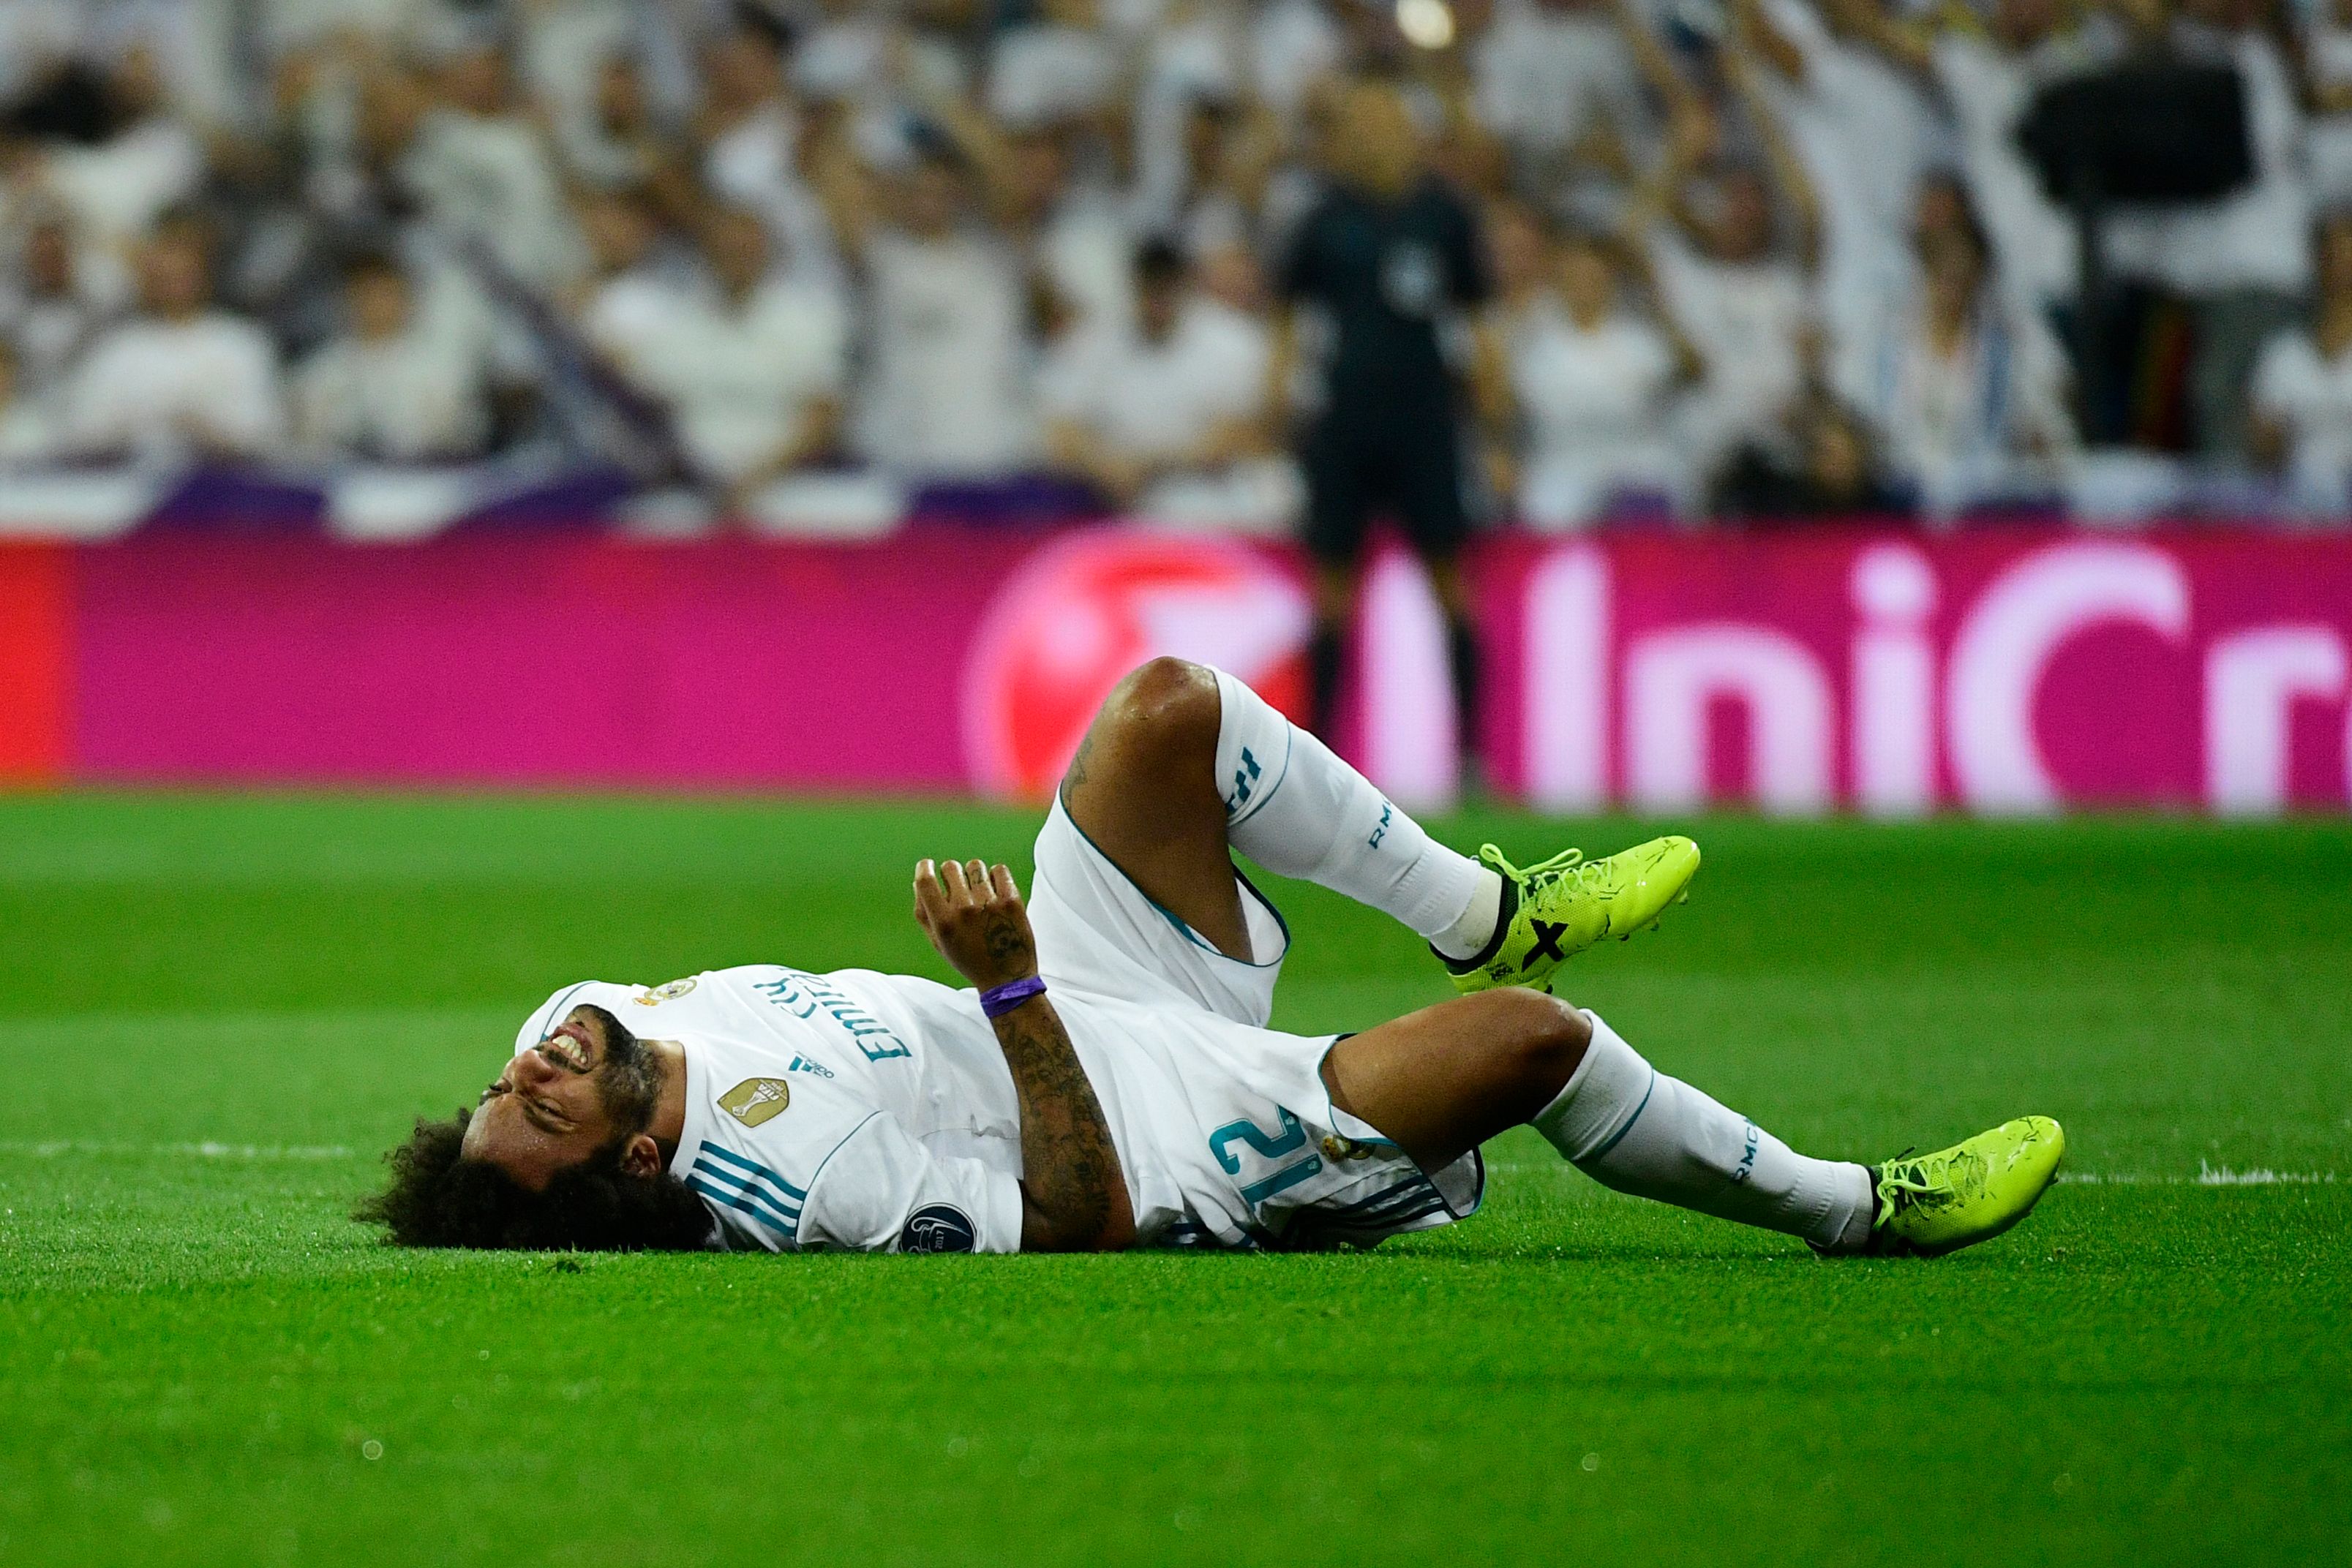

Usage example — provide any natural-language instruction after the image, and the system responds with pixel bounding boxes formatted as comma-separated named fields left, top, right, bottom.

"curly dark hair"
left=354, top=1109, right=715, bottom=1251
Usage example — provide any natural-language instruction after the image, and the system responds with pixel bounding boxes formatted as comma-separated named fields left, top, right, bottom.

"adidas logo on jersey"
left=787, top=1055, right=834, bottom=1079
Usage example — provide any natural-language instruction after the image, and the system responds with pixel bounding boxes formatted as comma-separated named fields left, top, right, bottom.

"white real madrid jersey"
left=512, top=966, right=1027, bottom=1254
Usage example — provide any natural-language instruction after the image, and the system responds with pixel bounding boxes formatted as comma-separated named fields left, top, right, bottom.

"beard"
left=579, top=1006, right=662, bottom=1140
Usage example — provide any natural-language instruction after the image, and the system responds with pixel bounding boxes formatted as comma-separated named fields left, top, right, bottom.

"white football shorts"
left=1026, top=795, right=1483, bottom=1250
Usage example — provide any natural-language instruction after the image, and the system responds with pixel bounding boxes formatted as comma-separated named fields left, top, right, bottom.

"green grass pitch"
left=3, top=794, right=2348, bottom=1566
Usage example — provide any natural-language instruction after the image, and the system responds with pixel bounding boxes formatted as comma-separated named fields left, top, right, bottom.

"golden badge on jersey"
left=634, top=977, right=698, bottom=1006
left=719, top=1077, right=791, bottom=1127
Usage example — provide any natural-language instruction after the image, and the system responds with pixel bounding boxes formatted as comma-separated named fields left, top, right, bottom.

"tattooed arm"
left=912, top=859, right=1136, bottom=1252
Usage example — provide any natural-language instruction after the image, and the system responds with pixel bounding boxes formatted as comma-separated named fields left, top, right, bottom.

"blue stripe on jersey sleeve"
left=688, top=1155, right=803, bottom=1217
left=686, top=1175, right=796, bottom=1238
left=688, top=1153, right=805, bottom=1227
left=696, top=1142, right=810, bottom=1199
left=686, top=1161, right=804, bottom=1222
left=686, top=1168, right=800, bottom=1235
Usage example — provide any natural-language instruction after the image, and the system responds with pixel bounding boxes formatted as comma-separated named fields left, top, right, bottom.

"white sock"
left=1209, top=666, right=1496, bottom=948
left=1533, top=1011, right=1876, bottom=1253
left=1432, top=873, right=1504, bottom=961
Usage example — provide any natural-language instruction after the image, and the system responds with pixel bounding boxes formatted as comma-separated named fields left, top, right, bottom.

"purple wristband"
left=979, top=976, right=1047, bottom=1018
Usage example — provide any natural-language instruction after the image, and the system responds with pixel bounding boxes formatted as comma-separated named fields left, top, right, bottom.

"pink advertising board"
left=30, top=526, right=2352, bottom=815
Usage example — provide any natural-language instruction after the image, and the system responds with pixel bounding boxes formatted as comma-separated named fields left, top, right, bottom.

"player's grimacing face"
left=462, top=1005, right=658, bottom=1191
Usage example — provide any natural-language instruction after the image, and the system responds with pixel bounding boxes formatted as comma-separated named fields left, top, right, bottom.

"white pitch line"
left=2060, top=1167, right=2339, bottom=1186
left=2190, top=1164, right=2339, bottom=1186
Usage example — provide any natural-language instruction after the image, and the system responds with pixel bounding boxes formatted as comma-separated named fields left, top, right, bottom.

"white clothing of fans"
left=1932, top=31, right=2078, bottom=317
left=0, top=396, right=60, bottom=468
left=513, top=1, right=637, bottom=158
left=260, top=0, right=437, bottom=56
left=1128, top=20, right=1242, bottom=233
left=581, top=266, right=696, bottom=383
left=1249, top=0, right=1345, bottom=121
left=1040, top=298, right=1292, bottom=529
left=2099, top=21, right=2312, bottom=297
left=403, top=109, right=585, bottom=293
left=1508, top=298, right=1688, bottom=528
left=39, top=118, right=204, bottom=250
left=793, top=15, right=890, bottom=102
left=2252, top=329, right=2352, bottom=516
left=82, top=4, right=245, bottom=129
left=988, top=22, right=1119, bottom=127
left=856, top=230, right=1037, bottom=477
left=1647, top=233, right=1809, bottom=462
left=622, top=275, right=848, bottom=484
left=795, top=18, right=966, bottom=108
left=701, top=105, right=842, bottom=290
left=295, top=323, right=490, bottom=462
left=1040, top=298, right=1267, bottom=467
left=1035, top=188, right=1138, bottom=336
left=1753, top=0, right=1943, bottom=360
left=1471, top=1, right=1646, bottom=161
left=1833, top=295, right=2075, bottom=520
left=64, top=312, right=286, bottom=461
left=2, top=286, right=106, bottom=399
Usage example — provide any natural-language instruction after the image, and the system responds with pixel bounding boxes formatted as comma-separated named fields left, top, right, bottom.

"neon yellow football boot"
left=1439, top=836, right=1701, bottom=995
left=1864, top=1115, right=2066, bottom=1257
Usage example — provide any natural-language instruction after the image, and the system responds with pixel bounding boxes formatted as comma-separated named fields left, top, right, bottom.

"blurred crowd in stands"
left=3, top=0, right=2351, bottom=535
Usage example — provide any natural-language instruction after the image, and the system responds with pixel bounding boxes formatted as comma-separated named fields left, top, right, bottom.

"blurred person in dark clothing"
left=1711, top=387, right=1910, bottom=521
left=1267, top=76, right=1507, bottom=763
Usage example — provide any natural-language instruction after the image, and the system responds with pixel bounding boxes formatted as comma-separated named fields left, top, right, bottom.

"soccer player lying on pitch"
left=361, top=658, right=2064, bottom=1259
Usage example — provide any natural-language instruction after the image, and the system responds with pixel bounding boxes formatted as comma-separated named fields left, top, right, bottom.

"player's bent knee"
left=1100, top=657, right=1220, bottom=758
left=1471, top=989, right=1590, bottom=1102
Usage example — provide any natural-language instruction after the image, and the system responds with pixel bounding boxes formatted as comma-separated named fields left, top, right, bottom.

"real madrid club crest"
left=719, top=1077, right=791, bottom=1127
left=635, top=977, right=698, bottom=1006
